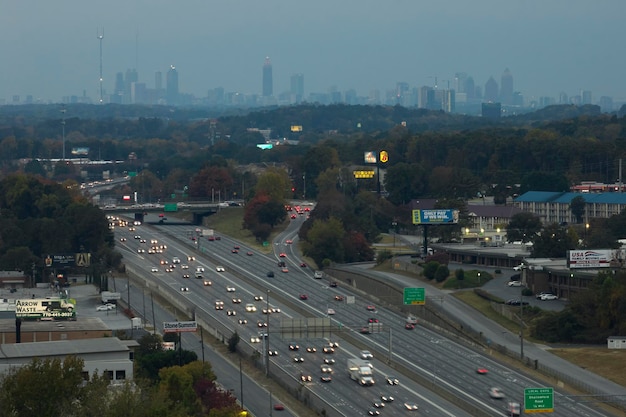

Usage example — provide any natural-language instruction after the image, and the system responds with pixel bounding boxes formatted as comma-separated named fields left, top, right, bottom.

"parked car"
left=536, top=291, right=554, bottom=300
left=541, top=294, right=558, bottom=300
left=507, top=280, right=522, bottom=287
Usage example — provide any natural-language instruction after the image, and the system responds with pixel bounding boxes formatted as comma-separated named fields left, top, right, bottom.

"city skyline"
left=2, top=0, right=625, bottom=104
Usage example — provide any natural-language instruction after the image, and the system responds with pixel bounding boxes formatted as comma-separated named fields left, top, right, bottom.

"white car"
left=216, top=265, right=225, bottom=272
left=172, top=257, right=180, bottom=264
left=386, top=375, right=399, bottom=385
left=151, top=267, right=159, bottom=273
left=181, top=264, right=189, bottom=269
left=226, top=286, right=236, bottom=292
left=254, top=295, right=264, bottom=301
left=360, top=350, right=373, bottom=360
left=96, top=303, right=116, bottom=311
left=489, top=387, right=505, bottom=399
left=513, top=264, right=524, bottom=271
left=327, top=308, right=336, bottom=315
left=250, top=336, right=260, bottom=343
left=541, top=294, right=558, bottom=300
left=196, top=266, right=205, bottom=273
left=404, top=402, right=419, bottom=411
left=245, top=303, right=257, bottom=312
left=180, top=287, right=189, bottom=293
left=507, top=280, right=522, bottom=287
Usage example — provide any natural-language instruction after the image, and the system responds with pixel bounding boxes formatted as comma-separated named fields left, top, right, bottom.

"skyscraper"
left=290, top=73, right=304, bottom=103
left=166, top=65, right=179, bottom=105
left=262, top=57, right=273, bottom=97
left=500, top=68, right=513, bottom=105
left=484, top=76, right=499, bottom=102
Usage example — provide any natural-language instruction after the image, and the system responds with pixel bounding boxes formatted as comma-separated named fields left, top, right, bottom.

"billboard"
left=412, top=209, right=459, bottom=225
left=163, top=321, right=198, bottom=333
left=15, top=298, right=76, bottom=320
left=71, top=147, right=89, bottom=156
left=568, top=249, right=616, bottom=269
left=364, top=151, right=377, bottom=164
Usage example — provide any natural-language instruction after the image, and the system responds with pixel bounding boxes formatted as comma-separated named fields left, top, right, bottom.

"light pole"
left=477, top=271, right=481, bottom=286
left=266, top=289, right=270, bottom=377
left=61, top=106, right=66, bottom=161
left=520, top=267, right=525, bottom=360
left=392, top=221, right=397, bottom=247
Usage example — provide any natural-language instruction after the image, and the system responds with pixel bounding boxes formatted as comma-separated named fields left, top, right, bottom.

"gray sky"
left=2, top=0, right=625, bottom=103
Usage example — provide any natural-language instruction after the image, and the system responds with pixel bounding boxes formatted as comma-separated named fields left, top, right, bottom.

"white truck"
left=101, top=291, right=121, bottom=304
left=347, top=358, right=374, bottom=386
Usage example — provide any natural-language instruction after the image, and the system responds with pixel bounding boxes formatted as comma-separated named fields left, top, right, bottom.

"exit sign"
left=403, top=288, right=425, bottom=305
left=524, top=387, right=554, bottom=413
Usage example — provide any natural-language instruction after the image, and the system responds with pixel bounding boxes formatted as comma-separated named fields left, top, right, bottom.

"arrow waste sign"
left=524, top=387, right=554, bottom=413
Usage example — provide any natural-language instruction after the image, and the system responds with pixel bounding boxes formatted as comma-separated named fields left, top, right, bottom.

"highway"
left=110, top=213, right=618, bottom=417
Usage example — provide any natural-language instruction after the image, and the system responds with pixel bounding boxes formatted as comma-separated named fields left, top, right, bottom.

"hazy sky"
left=2, top=0, right=625, bottom=103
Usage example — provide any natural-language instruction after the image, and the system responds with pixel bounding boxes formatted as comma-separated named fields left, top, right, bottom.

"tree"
left=531, top=223, right=577, bottom=258
left=255, top=167, right=291, bottom=201
left=570, top=196, right=586, bottom=224
left=227, top=332, right=240, bottom=353
left=506, top=212, right=542, bottom=243
left=423, top=261, right=439, bottom=280
left=301, top=217, right=346, bottom=266
left=435, top=264, right=450, bottom=282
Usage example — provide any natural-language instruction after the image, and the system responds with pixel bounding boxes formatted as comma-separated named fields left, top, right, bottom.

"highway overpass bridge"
left=102, top=202, right=229, bottom=225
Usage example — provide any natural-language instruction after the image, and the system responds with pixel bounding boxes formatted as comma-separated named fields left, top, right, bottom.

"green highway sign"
left=524, top=387, right=554, bottom=413
left=403, top=287, right=425, bottom=305
left=163, top=203, right=178, bottom=212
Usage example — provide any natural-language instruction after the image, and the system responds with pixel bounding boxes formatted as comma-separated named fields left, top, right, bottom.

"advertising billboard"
left=163, top=321, right=198, bottom=333
left=568, top=249, right=616, bottom=269
left=412, top=209, right=459, bottom=225
left=364, top=151, right=377, bottom=164
left=15, top=298, right=76, bottom=320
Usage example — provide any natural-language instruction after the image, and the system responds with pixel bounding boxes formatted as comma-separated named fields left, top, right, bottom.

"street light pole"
left=266, top=289, right=270, bottom=377
left=520, top=268, right=525, bottom=360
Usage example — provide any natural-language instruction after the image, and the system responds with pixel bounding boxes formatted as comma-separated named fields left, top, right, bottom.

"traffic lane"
left=121, top=280, right=299, bottom=417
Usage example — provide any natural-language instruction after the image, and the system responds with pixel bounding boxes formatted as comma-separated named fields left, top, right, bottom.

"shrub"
left=423, top=261, right=439, bottom=280
left=227, top=332, right=240, bottom=353
left=455, top=268, right=465, bottom=281
left=435, top=265, right=450, bottom=282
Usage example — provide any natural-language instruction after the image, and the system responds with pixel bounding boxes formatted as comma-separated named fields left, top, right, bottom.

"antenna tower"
left=97, top=28, right=104, bottom=104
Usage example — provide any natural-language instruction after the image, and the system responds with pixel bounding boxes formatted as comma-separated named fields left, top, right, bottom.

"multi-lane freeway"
left=110, top=213, right=620, bottom=417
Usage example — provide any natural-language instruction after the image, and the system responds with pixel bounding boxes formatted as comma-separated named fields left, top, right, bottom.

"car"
left=238, top=319, right=247, bottom=325
left=285, top=239, right=293, bottom=244
left=187, top=255, right=195, bottom=261
left=246, top=304, right=257, bottom=312
left=541, top=294, right=559, bottom=300
left=386, top=375, right=399, bottom=385
left=203, top=280, right=212, bottom=286
left=293, top=356, right=304, bottom=363
left=290, top=214, right=297, bottom=219
left=536, top=291, right=554, bottom=299
left=306, top=347, right=317, bottom=353
left=119, top=237, right=127, bottom=242
left=323, top=358, right=335, bottom=365
left=334, top=295, right=345, bottom=301
left=281, top=268, right=289, bottom=273
left=181, top=264, right=189, bottom=269
left=360, top=350, right=373, bottom=359
left=368, top=317, right=379, bottom=323
left=476, top=367, right=489, bottom=375
left=513, top=264, right=524, bottom=271
left=323, top=347, right=335, bottom=354
left=196, top=266, right=204, bottom=272
left=254, top=295, right=264, bottom=301
left=268, top=350, right=278, bottom=356
left=329, top=281, right=338, bottom=287
left=208, top=236, right=215, bottom=241
left=366, top=305, right=376, bottom=311
left=216, top=265, right=225, bottom=272
left=373, top=401, right=385, bottom=408
left=227, top=310, right=236, bottom=316
left=507, top=280, right=523, bottom=287
left=257, top=321, right=268, bottom=327
left=289, top=342, right=300, bottom=350
left=320, top=375, right=332, bottom=383
left=226, top=286, right=236, bottom=292
left=489, top=387, right=505, bottom=399
left=231, top=249, right=239, bottom=254
left=367, top=408, right=380, bottom=416
left=262, top=308, right=271, bottom=314
left=137, top=248, right=145, bottom=253
left=182, top=274, right=190, bottom=279
left=96, top=303, right=116, bottom=311
left=214, top=236, right=221, bottom=240
left=405, top=323, right=415, bottom=330
left=215, top=301, right=224, bottom=310
left=507, top=401, right=521, bottom=416
left=403, top=402, right=419, bottom=411
left=180, top=287, right=189, bottom=292
left=381, top=394, right=394, bottom=403
left=279, top=252, right=287, bottom=258
left=231, top=298, right=242, bottom=304
left=246, top=251, right=254, bottom=256
left=266, top=271, right=275, bottom=277
left=151, top=267, right=159, bottom=273
left=165, top=268, right=172, bottom=273
left=320, top=365, right=333, bottom=373
left=273, top=403, right=284, bottom=411
left=326, top=308, right=336, bottom=315
left=277, top=261, right=286, bottom=267
left=300, top=262, right=307, bottom=267
left=134, top=235, right=141, bottom=239
left=300, top=374, right=312, bottom=382
left=250, top=336, right=260, bottom=343
left=299, top=294, right=308, bottom=300
left=360, top=326, right=371, bottom=334
left=172, top=257, right=180, bottom=264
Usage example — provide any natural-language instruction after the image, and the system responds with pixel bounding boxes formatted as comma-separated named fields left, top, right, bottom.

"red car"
left=290, top=214, right=297, bottom=219
left=299, top=294, right=308, bottom=300
left=405, top=323, right=415, bottom=330
left=366, top=305, right=376, bottom=311
left=476, top=368, right=489, bottom=375
left=279, top=253, right=287, bottom=258
left=273, top=403, right=285, bottom=411
left=368, top=317, right=379, bottom=323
